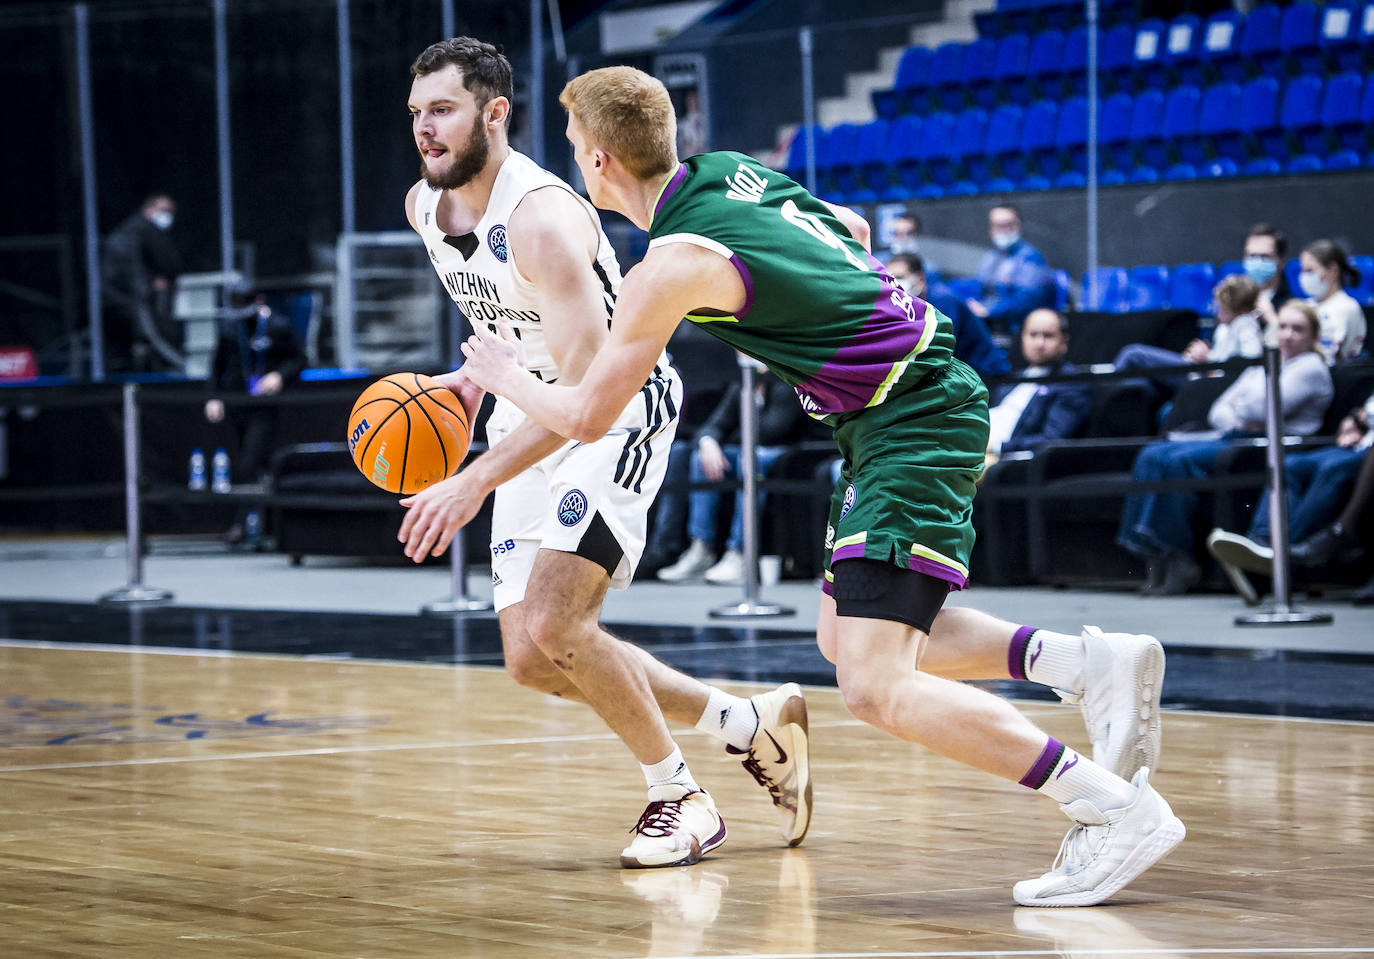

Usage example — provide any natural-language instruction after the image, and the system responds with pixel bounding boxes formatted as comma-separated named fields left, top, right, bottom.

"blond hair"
left=1277, top=298, right=1324, bottom=357
left=559, top=66, right=678, bottom=180
left=1213, top=273, right=1259, bottom=316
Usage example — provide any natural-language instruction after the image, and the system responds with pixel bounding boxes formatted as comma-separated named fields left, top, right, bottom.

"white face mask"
left=992, top=231, right=1019, bottom=251
left=1298, top=270, right=1329, bottom=299
left=149, top=210, right=174, bottom=231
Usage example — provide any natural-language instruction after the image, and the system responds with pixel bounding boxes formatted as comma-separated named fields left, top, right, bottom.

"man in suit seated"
left=986, top=308, right=1092, bottom=463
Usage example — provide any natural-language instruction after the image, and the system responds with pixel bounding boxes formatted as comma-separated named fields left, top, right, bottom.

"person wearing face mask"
left=887, top=253, right=1009, bottom=380
left=1297, top=239, right=1365, bottom=363
left=100, top=192, right=185, bottom=376
left=965, top=204, right=1056, bottom=335
left=1116, top=300, right=1333, bottom=596
left=1239, top=223, right=1292, bottom=329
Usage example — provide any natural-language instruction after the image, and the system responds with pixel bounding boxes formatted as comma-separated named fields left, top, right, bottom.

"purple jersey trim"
left=731, top=253, right=756, bottom=317
left=653, top=164, right=689, bottom=221
left=831, top=542, right=868, bottom=564
left=908, top=551, right=967, bottom=591
left=792, top=257, right=934, bottom=415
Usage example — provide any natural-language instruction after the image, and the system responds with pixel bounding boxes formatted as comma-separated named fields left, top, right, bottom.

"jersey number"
left=780, top=199, right=868, bottom=272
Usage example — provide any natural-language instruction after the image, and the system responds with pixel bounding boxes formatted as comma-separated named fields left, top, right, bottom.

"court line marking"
left=3, top=638, right=1373, bottom=731
left=169, top=941, right=1374, bottom=955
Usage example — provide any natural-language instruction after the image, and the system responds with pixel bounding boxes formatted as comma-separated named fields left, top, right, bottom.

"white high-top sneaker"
left=1057, top=626, right=1164, bottom=780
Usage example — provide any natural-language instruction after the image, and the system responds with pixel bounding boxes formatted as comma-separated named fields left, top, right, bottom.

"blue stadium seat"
left=978, top=103, right=1024, bottom=185
left=1349, top=254, right=1374, bottom=305
left=949, top=107, right=990, bottom=184
left=1026, top=29, right=1066, bottom=100
left=852, top=119, right=893, bottom=201
left=929, top=41, right=968, bottom=112
left=1129, top=19, right=1167, bottom=91
left=1357, top=71, right=1374, bottom=153
left=1200, top=157, right=1239, bottom=178
left=1315, top=71, right=1363, bottom=159
left=1021, top=98, right=1061, bottom=179
left=1198, top=81, right=1244, bottom=161
left=1272, top=74, right=1324, bottom=162
left=889, top=115, right=926, bottom=198
left=1319, top=0, right=1366, bottom=73
left=1126, top=265, right=1171, bottom=310
left=1200, top=9, right=1244, bottom=82
left=963, top=37, right=1000, bottom=110
left=1217, top=259, right=1245, bottom=280
left=1325, top=149, right=1362, bottom=170
left=1284, top=257, right=1303, bottom=295
left=1241, top=5, right=1285, bottom=78
left=1126, top=88, right=1166, bottom=179
left=1170, top=262, right=1217, bottom=314
left=1164, top=13, right=1205, bottom=86
left=1141, top=85, right=1200, bottom=172
left=872, top=47, right=931, bottom=119
left=1240, top=156, right=1282, bottom=176
left=1286, top=153, right=1324, bottom=173
left=1100, top=23, right=1138, bottom=92
left=1055, top=95, right=1090, bottom=176
left=819, top=123, right=862, bottom=201
left=1238, top=75, right=1280, bottom=162
left=1082, top=267, right=1131, bottom=312
left=783, top=125, right=827, bottom=185
left=1279, top=1, right=1323, bottom=76
left=1099, top=91, right=1136, bottom=176
left=1164, top=162, right=1200, bottom=181
left=1062, top=26, right=1088, bottom=96
left=992, top=32, right=1032, bottom=105
left=912, top=111, right=957, bottom=195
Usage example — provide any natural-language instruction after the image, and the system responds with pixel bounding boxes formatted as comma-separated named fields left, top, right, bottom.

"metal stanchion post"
left=1236, top=343, right=1332, bottom=626
left=102, top=383, right=173, bottom=605
left=424, top=523, right=492, bottom=614
left=712, top=356, right=795, bottom=619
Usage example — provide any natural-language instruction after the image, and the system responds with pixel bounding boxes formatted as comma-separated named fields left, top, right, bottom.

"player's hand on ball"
left=433, top=367, right=486, bottom=428
left=459, top=318, right=524, bottom=394
left=398, top=472, right=485, bottom=562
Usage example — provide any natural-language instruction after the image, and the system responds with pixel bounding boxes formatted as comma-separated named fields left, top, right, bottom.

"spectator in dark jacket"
left=987, top=308, right=1091, bottom=458
left=887, top=253, right=1010, bottom=381
left=100, top=192, right=184, bottom=374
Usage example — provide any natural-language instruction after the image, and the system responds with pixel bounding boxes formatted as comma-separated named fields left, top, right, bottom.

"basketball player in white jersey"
left=395, top=37, right=811, bottom=868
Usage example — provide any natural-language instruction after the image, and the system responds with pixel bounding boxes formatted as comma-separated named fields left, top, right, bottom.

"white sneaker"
left=620, top=785, right=727, bottom=868
left=1013, top=768, right=1185, bottom=907
left=1205, top=529, right=1265, bottom=605
left=657, top=541, right=717, bottom=582
left=728, top=683, right=812, bottom=846
left=1057, top=626, right=1164, bottom=781
left=703, top=549, right=745, bottom=584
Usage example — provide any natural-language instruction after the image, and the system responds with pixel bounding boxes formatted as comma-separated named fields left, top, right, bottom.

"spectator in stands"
left=657, top=360, right=804, bottom=584
left=964, top=203, right=1056, bottom=335
left=887, top=253, right=1010, bottom=381
left=986, top=308, right=1091, bottom=461
left=1299, top=239, right=1366, bottom=363
left=1241, top=222, right=1292, bottom=328
left=100, top=192, right=184, bottom=375
left=1117, top=300, right=1333, bottom=595
left=1110, top=274, right=1264, bottom=403
left=203, top=283, right=307, bottom=544
left=1206, top=387, right=1374, bottom=605
left=886, top=212, right=922, bottom=256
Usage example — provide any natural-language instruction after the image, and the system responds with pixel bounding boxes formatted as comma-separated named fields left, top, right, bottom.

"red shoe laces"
left=630, top=798, right=684, bottom=837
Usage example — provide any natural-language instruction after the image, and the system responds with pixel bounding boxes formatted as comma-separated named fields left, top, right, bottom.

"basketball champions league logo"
left=557, top=489, right=588, bottom=526
left=487, top=224, right=509, bottom=262
left=840, top=484, right=856, bottom=520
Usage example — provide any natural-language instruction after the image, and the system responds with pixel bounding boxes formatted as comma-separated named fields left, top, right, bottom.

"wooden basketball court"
left=2, top=640, right=1373, bottom=958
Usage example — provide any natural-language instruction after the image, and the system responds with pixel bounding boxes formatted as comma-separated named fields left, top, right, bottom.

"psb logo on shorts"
left=487, top=224, right=509, bottom=262
left=840, top=484, right=856, bottom=520
left=557, top=489, right=588, bottom=527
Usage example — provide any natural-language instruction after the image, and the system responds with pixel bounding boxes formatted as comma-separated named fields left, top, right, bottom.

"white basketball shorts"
left=485, top=363, right=681, bottom=612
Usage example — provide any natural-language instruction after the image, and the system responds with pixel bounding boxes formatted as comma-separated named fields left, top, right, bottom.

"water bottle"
left=211, top=447, right=232, bottom=493
left=188, top=448, right=207, bottom=491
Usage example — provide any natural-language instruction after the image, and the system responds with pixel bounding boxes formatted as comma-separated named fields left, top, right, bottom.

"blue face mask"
left=992, top=231, right=1020, bottom=251
left=1243, top=256, right=1276, bottom=285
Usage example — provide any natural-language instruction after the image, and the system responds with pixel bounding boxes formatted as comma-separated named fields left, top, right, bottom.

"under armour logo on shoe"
left=718, top=707, right=730, bottom=729
left=1028, top=639, right=1044, bottom=672
left=1055, top=752, right=1080, bottom=779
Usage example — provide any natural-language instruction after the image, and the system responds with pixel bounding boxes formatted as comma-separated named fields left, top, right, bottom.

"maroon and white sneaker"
left=620, top=784, right=727, bottom=868
left=728, top=682, right=812, bottom=846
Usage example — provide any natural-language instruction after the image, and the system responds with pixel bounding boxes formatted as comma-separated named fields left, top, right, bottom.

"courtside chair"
left=1349, top=255, right=1374, bottom=305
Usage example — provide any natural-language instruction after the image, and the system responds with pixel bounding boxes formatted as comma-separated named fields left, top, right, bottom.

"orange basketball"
left=347, top=372, right=470, bottom=494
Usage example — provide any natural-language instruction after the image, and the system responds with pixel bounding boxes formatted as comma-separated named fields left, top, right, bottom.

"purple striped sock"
left=1019, top=737, right=1066, bottom=789
left=1008, top=625, right=1036, bottom=680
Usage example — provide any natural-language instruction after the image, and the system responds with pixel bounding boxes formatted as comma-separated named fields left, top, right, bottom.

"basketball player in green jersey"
left=456, top=65, right=1185, bottom=907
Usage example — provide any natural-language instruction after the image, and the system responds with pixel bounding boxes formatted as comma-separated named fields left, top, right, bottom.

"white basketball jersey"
left=414, top=150, right=621, bottom=383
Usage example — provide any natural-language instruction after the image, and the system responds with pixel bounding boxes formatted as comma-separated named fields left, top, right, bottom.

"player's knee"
left=503, top=643, right=564, bottom=693
left=836, top=672, right=894, bottom=730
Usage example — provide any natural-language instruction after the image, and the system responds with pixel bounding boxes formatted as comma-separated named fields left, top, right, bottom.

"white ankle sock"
left=642, top=745, right=699, bottom=792
left=694, top=688, right=758, bottom=752
left=1030, top=740, right=1136, bottom=810
left=1021, top=628, right=1085, bottom=693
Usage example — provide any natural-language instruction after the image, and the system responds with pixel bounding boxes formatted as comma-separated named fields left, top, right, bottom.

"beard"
left=420, top=113, right=490, bottom=191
